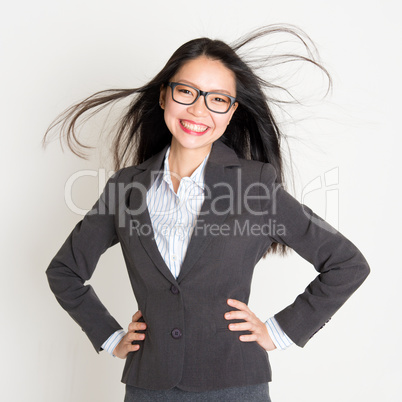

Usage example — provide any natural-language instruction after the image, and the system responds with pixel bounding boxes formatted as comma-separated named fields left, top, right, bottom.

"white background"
left=1, top=1, right=401, bottom=401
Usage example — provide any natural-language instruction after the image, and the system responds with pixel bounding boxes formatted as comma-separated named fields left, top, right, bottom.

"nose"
left=187, top=95, right=208, bottom=116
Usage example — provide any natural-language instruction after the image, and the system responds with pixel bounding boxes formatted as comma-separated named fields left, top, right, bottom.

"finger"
left=238, top=334, right=258, bottom=342
left=122, top=342, right=141, bottom=351
left=118, top=343, right=140, bottom=356
left=128, top=344, right=141, bottom=352
left=228, top=322, right=253, bottom=332
left=227, top=299, right=249, bottom=311
left=128, top=321, right=147, bottom=332
left=131, top=310, right=142, bottom=322
left=224, top=310, right=250, bottom=321
left=113, top=342, right=140, bottom=358
left=126, top=331, right=146, bottom=342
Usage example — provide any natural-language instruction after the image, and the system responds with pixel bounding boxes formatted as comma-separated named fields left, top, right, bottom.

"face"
left=160, top=56, right=238, bottom=157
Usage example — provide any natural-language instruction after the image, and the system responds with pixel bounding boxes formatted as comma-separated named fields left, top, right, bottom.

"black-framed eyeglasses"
left=167, top=82, right=237, bottom=114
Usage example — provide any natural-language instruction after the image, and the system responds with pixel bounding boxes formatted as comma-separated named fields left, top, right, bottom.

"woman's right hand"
left=113, top=310, right=147, bottom=359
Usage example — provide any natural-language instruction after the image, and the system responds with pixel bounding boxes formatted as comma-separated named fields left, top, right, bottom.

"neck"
left=168, top=142, right=211, bottom=192
left=168, top=143, right=211, bottom=177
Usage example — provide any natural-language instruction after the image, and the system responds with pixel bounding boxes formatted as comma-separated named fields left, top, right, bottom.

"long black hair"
left=43, top=24, right=332, bottom=256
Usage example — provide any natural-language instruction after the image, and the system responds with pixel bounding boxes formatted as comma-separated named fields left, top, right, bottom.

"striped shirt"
left=146, top=146, right=207, bottom=279
left=102, top=146, right=293, bottom=355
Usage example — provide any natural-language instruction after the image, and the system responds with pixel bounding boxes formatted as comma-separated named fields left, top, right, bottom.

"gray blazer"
left=46, top=139, right=370, bottom=391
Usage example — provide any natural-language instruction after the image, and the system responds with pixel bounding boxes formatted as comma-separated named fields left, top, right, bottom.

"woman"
left=44, top=25, right=370, bottom=401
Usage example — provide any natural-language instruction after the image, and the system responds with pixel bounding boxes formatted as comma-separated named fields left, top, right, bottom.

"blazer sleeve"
left=260, top=163, right=370, bottom=347
left=46, top=169, right=124, bottom=352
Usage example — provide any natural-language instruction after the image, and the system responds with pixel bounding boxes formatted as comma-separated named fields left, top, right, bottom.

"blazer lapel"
left=127, top=145, right=178, bottom=284
left=177, top=140, right=240, bottom=284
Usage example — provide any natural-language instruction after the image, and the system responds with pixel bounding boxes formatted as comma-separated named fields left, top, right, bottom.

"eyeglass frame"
left=166, top=82, right=237, bottom=114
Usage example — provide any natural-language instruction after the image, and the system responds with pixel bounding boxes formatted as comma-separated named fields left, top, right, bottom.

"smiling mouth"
left=180, top=120, right=209, bottom=133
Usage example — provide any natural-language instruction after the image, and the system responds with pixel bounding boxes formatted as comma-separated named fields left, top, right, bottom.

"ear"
left=227, top=102, right=238, bottom=125
left=159, top=84, right=167, bottom=109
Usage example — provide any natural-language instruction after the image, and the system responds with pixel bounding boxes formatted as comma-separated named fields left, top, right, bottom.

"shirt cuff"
left=101, top=329, right=126, bottom=357
left=265, top=316, right=294, bottom=350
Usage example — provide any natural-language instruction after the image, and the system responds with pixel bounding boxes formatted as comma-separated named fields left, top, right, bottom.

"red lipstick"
left=179, top=120, right=210, bottom=136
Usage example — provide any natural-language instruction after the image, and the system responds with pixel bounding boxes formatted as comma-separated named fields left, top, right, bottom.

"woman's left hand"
left=225, top=298, right=276, bottom=351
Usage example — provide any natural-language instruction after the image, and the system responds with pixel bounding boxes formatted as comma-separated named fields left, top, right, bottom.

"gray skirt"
left=124, top=382, right=271, bottom=402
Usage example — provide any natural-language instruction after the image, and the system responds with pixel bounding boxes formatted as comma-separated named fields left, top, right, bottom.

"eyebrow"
left=176, top=79, right=234, bottom=96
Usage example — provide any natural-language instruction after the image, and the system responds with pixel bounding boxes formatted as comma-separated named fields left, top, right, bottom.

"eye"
left=178, top=89, right=193, bottom=95
left=211, top=96, right=229, bottom=103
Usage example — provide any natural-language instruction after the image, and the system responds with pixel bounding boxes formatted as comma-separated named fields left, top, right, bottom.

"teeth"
left=181, top=120, right=208, bottom=132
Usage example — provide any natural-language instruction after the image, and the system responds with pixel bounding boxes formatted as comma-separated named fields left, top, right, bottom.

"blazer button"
left=171, top=328, right=182, bottom=339
left=170, top=285, right=179, bottom=295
